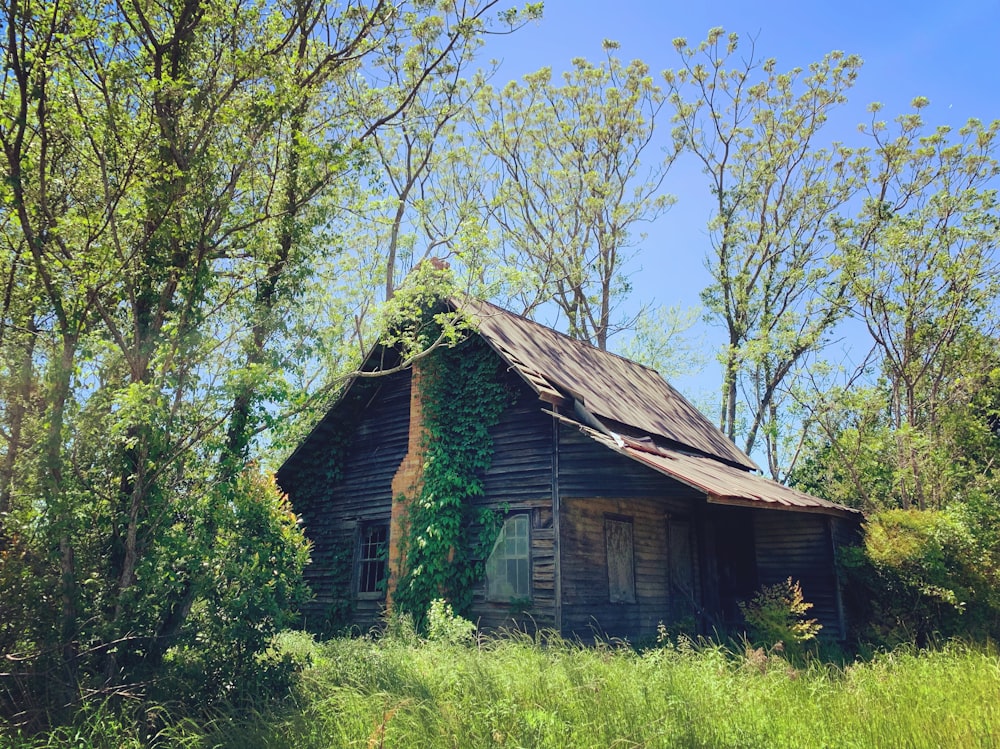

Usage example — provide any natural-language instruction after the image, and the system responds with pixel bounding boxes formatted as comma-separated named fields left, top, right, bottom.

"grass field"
left=4, top=629, right=999, bottom=748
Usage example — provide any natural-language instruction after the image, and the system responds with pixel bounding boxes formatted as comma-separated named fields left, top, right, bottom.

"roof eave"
left=554, top=415, right=860, bottom=519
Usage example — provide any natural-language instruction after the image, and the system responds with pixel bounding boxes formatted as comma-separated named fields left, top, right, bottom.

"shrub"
left=841, top=508, right=1000, bottom=645
left=739, top=578, right=821, bottom=653
left=425, top=599, right=476, bottom=645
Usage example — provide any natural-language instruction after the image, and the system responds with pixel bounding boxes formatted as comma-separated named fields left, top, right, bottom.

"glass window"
left=486, top=514, right=531, bottom=601
left=358, top=523, right=388, bottom=595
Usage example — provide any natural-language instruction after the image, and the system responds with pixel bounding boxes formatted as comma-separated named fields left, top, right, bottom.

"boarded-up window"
left=357, top=523, right=388, bottom=595
left=605, top=516, right=635, bottom=603
left=487, top=514, right=531, bottom=601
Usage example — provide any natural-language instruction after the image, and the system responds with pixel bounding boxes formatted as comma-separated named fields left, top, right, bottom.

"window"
left=605, top=516, right=636, bottom=603
left=486, top=514, right=531, bottom=601
left=357, top=523, right=388, bottom=595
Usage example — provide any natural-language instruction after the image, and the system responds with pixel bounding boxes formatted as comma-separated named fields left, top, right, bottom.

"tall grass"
left=4, top=630, right=999, bottom=748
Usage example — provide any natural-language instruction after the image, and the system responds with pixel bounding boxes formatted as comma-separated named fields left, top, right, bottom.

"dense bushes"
left=0, top=469, right=310, bottom=727
left=842, top=507, right=1000, bottom=645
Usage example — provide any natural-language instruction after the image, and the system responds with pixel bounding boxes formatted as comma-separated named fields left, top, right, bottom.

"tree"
left=616, top=304, right=707, bottom=384
left=665, top=29, right=863, bottom=477
left=472, top=41, right=676, bottom=349
left=0, top=0, right=526, bottom=716
left=788, top=103, right=999, bottom=513
left=845, top=101, right=1000, bottom=509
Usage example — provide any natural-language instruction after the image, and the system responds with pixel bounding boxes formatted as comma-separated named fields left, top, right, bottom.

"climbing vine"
left=393, top=335, right=513, bottom=622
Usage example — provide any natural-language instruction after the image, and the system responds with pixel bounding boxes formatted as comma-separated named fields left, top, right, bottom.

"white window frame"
left=357, top=522, right=388, bottom=597
left=486, top=514, right=531, bottom=601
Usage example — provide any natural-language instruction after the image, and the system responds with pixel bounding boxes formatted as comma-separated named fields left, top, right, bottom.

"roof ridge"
left=456, top=296, right=669, bottom=378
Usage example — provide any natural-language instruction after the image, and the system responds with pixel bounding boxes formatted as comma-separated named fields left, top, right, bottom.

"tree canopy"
left=2, top=9, right=999, bottom=722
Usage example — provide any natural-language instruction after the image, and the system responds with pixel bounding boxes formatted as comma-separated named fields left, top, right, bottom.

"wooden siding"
left=707, top=506, right=758, bottom=626
left=277, top=336, right=860, bottom=642
left=470, top=370, right=558, bottom=631
left=278, top=371, right=411, bottom=632
left=558, top=423, right=704, bottom=502
left=560, top=497, right=680, bottom=640
left=557, top=423, right=708, bottom=640
left=752, top=510, right=842, bottom=637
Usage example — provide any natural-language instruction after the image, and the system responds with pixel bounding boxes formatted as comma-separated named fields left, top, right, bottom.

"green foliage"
left=377, top=260, right=473, bottom=360
left=0, top=0, right=519, bottom=723
left=13, top=635, right=1000, bottom=748
left=139, top=468, right=311, bottom=709
left=616, top=303, right=708, bottom=383
left=425, top=599, right=476, bottom=645
left=393, top=334, right=512, bottom=623
left=666, top=29, right=864, bottom=476
left=841, top=508, right=1000, bottom=645
left=472, top=43, right=676, bottom=349
left=739, top=578, right=822, bottom=654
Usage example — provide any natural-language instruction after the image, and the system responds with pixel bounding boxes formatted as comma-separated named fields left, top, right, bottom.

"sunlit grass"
left=4, top=630, right=999, bottom=748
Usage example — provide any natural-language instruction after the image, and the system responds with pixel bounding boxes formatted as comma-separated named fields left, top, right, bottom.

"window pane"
left=486, top=514, right=531, bottom=601
left=358, top=523, right=388, bottom=594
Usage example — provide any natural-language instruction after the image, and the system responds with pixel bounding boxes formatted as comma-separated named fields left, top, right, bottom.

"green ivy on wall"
left=393, top=335, right=513, bottom=623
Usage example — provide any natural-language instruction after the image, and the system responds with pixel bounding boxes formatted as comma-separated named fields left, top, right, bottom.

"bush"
left=425, top=599, right=476, bottom=645
left=739, top=578, right=821, bottom=654
left=148, top=470, right=312, bottom=709
left=841, top=508, right=1000, bottom=645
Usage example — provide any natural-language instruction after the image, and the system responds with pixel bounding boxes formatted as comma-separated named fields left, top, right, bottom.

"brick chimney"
left=386, top=361, right=427, bottom=607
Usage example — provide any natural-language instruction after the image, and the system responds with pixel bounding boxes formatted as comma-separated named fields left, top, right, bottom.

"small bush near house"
left=739, top=577, right=822, bottom=656
left=425, top=598, right=476, bottom=645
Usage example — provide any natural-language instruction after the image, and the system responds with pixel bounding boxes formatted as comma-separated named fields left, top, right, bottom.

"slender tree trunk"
left=0, top=316, right=36, bottom=548
left=42, top=335, right=80, bottom=687
left=721, top=338, right=739, bottom=442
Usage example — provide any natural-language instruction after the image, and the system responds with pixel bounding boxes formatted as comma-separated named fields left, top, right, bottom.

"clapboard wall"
left=557, top=424, right=706, bottom=641
left=278, top=337, right=859, bottom=642
left=751, top=510, right=845, bottom=639
left=471, top=369, right=558, bottom=631
left=277, top=370, right=411, bottom=632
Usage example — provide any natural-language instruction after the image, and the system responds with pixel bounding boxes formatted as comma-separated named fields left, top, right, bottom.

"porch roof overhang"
left=558, top=416, right=861, bottom=519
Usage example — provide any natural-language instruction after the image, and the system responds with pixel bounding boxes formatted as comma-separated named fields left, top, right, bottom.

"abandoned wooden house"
left=276, top=296, right=861, bottom=641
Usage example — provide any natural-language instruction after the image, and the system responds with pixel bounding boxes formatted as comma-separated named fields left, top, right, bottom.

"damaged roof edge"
left=705, top=494, right=859, bottom=517
left=456, top=296, right=759, bottom=471
left=553, top=414, right=860, bottom=519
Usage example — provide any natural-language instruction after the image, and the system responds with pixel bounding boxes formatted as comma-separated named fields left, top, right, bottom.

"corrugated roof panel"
left=459, top=297, right=758, bottom=471
left=576, top=425, right=859, bottom=518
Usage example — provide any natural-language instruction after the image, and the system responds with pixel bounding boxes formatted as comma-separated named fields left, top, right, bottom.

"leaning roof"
left=456, top=297, right=758, bottom=471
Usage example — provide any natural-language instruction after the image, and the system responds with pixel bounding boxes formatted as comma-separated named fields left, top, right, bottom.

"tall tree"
left=332, top=4, right=539, bottom=359
left=472, top=40, right=676, bottom=349
left=0, top=0, right=524, bottom=713
left=666, top=29, right=863, bottom=476
left=843, top=102, right=1000, bottom=509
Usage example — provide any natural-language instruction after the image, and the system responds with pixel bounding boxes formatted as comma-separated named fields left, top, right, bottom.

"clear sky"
left=477, top=0, right=1000, bottom=401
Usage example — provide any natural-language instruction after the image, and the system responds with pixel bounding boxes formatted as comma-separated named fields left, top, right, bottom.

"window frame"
left=485, top=513, right=532, bottom=602
left=356, top=521, right=389, bottom=598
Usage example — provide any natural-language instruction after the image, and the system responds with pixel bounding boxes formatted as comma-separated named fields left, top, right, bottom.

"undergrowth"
left=3, top=629, right=998, bottom=748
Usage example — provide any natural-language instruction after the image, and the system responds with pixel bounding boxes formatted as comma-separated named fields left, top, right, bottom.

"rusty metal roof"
left=457, top=297, right=758, bottom=471
left=575, top=425, right=860, bottom=518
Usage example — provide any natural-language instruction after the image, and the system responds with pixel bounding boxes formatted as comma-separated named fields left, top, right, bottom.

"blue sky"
left=478, top=0, right=1000, bottom=401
